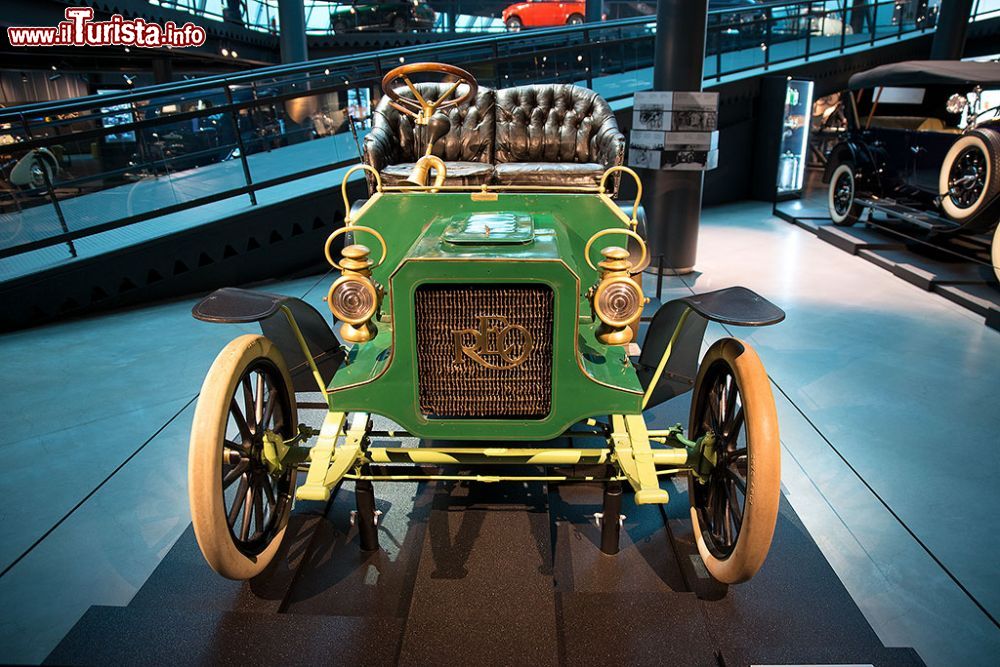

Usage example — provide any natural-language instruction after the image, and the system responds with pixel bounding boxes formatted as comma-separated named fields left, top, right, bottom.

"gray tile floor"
left=0, top=200, right=997, bottom=665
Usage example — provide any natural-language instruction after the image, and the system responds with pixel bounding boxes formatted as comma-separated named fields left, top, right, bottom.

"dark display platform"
left=774, top=199, right=1000, bottom=331
left=46, top=470, right=922, bottom=666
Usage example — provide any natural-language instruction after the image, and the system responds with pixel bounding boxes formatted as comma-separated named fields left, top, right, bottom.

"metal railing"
left=972, top=0, right=1000, bottom=20
left=145, top=0, right=970, bottom=37
left=0, top=0, right=979, bottom=267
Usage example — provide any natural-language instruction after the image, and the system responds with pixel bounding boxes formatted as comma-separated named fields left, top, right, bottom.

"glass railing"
left=148, top=1, right=279, bottom=33
left=972, top=0, right=1000, bottom=20
left=3, top=0, right=991, bottom=270
left=146, top=0, right=948, bottom=37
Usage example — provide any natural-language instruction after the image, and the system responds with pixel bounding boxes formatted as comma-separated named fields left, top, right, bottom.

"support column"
left=151, top=58, right=173, bottom=85
left=643, top=0, right=709, bottom=274
left=223, top=0, right=244, bottom=27
left=930, top=0, right=974, bottom=60
left=586, top=0, right=603, bottom=23
left=277, top=0, right=308, bottom=64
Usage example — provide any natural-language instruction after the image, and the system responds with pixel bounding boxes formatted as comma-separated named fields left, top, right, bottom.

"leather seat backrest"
left=370, top=83, right=495, bottom=163
left=495, top=84, right=618, bottom=163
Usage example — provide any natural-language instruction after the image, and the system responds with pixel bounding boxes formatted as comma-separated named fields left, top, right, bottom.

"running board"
left=856, top=197, right=954, bottom=232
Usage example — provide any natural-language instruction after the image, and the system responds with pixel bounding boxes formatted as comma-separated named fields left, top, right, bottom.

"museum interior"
left=1, top=1, right=998, bottom=665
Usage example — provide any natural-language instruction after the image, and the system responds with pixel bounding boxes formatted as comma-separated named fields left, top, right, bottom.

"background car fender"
left=824, top=139, right=882, bottom=193
left=9, top=148, right=57, bottom=186
left=822, top=141, right=859, bottom=183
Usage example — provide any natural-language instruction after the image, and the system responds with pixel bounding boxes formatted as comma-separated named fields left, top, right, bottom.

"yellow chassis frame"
left=293, top=409, right=702, bottom=505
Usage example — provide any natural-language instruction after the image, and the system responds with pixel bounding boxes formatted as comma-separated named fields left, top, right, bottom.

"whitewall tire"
left=939, top=132, right=999, bottom=222
left=992, top=223, right=1000, bottom=284
left=828, top=163, right=861, bottom=226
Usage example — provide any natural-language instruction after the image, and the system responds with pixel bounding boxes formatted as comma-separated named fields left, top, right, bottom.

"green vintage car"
left=187, top=64, right=786, bottom=586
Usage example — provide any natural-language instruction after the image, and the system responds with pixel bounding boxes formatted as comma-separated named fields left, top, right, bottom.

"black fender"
left=192, top=287, right=345, bottom=394
left=636, top=287, right=784, bottom=409
left=823, top=141, right=859, bottom=183
left=824, top=138, right=883, bottom=196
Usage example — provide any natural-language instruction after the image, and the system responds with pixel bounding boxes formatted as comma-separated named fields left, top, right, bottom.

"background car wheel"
left=939, top=130, right=1000, bottom=222
left=688, top=338, right=780, bottom=585
left=27, top=156, right=55, bottom=190
left=567, top=13, right=585, bottom=25
left=992, top=222, right=1000, bottom=284
left=391, top=16, right=407, bottom=32
left=828, top=162, right=862, bottom=226
left=332, top=20, right=348, bottom=33
left=506, top=16, right=523, bottom=31
left=189, top=334, right=298, bottom=580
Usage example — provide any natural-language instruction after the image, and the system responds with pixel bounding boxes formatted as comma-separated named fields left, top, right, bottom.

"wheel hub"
left=833, top=172, right=853, bottom=215
left=948, top=147, right=986, bottom=208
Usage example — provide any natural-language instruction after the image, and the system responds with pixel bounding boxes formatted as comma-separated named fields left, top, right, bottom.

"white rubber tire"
left=940, top=133, right=994, bottom=221
left=688, top=338, right=781, bottom=585
left=828, top=163, right=860, bottom=226
left=189, top=334, right=297, bottom=580
left=992, top=223, right=1000, bottom=284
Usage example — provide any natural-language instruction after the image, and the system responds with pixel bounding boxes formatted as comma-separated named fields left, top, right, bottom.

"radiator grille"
left=415, top=284, right=553, bottom=419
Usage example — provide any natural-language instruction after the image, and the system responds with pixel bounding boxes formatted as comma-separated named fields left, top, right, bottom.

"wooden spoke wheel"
left=189, top=334, right=298, bottom=580
left=688, top=338, right=780, bottom=584
left=381, top=62, right=478, bottom=121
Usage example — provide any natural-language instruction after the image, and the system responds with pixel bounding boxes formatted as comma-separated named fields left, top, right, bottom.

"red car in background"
left=502, top=1, right=586, bottom=31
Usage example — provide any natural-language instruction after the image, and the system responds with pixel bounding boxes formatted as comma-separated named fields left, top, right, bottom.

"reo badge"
left=452, top=316, right=533, bottom=370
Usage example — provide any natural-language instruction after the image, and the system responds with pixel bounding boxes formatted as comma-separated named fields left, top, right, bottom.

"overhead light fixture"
left=231, top=51, right=238, bottom=58
left=221, top=48, right=229, bottom=56
left=48, top=73, right=63, bottom=81
left=123, top=74, right=136, bottom=86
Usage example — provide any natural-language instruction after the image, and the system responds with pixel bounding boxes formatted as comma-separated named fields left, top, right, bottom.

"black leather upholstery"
left=363, top=82, right=625, bottom=195
left=364, top=82, right=495, bottom=191
left=495, top=84, right=625, bottom=192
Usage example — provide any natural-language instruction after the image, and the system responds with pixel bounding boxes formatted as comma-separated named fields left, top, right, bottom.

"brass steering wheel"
left=381, top=63, right=478, bottom=125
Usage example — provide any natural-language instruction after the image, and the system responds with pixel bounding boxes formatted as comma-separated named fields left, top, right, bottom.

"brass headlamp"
left=584, top=228, right=648, bottom=346
left=324, top=224, right=387, bottom=344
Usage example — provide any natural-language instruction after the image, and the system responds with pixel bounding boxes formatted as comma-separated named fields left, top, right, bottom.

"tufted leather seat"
left=363, top=82, right=625, bottom=195
left=494, top=84, right=625, bottom=190
left=363, top=82, right=495, bottom=191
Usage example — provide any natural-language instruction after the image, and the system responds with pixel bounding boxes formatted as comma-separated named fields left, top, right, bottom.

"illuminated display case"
left=754, top=76, right=815, bottom=202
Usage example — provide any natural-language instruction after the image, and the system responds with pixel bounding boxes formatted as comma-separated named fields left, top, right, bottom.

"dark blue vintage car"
left=824, top=61, right=1000, bottom=246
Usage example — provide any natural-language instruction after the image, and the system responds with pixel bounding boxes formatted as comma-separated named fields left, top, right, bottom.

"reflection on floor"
left=775, top=176, right=1000, bottom=323
left=0, top=200, right=997, bottom=665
